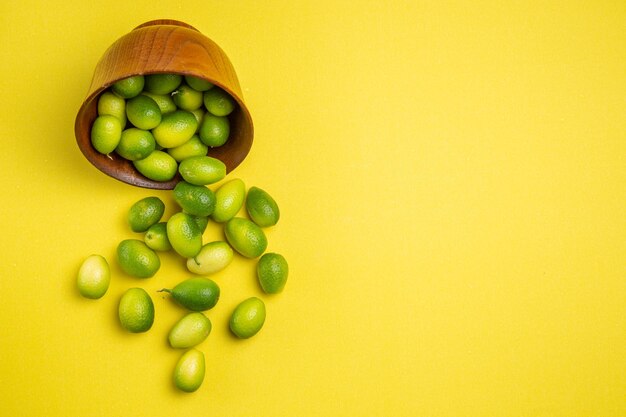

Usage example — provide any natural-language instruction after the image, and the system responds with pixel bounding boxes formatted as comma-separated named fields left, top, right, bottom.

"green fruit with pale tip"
left=211, top=178, right=245, bottom=223
left=168, top=312, right=212, bottom=349
left=166, top=212, right=203, bottom=258
left=173, top=349, right=205, bottom=393
left=187, top=241, right=233, bottom=275
left=229, top=297, right=266, bottom=339
left=76, top=254, right=110, bottom=299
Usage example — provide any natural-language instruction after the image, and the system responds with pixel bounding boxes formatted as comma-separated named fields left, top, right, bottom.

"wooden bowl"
left=75, top=19, right=254, bottom=189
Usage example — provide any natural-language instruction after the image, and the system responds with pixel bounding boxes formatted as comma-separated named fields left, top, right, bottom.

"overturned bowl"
left=75, top=19, right=254, bottom=189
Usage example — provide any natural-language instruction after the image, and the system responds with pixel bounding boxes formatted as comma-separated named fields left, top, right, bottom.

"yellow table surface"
left=0, top=1, right=624, bottom=415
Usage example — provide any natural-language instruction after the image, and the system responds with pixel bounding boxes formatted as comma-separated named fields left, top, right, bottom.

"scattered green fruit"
left=187, top=241, right=233, bottom=275
left=229, top=297, right=266, bottom=339
left=246, top=186, right=280, bottom=227
left=167, top=212, right=203, bottom=258
left=117, top=239, right=161, bottom=278
left=118, top=287, right=154, bottom=333
left=257, top=253, right=289, bottom=294
left=173, top=349, right=205, bottom=393
left=211, top=178, right=245, bottom=222
left=144, top=222, right=171, bottom=251
left=168, top=312, right=212, bottom=349
left=173, top=181, right=216, bottom=217
left=76, top=254, right=110, bottom=299
left=128, top=196, right=165, bottom=232
left=160, top=277, right=220, bottom=311
left=224, top=217, right=267, bottom=258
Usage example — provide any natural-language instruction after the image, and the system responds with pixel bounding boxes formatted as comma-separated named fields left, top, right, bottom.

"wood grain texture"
left=75, top=20, right=254, bottom=189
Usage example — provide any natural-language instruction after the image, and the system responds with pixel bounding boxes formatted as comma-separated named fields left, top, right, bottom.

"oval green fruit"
left=160, top=277, right=220, bottom=311
left=133, top=150, right=178, bottom=182
left=178, top=156, right=226, bottom=186
left=185, top=75, right=214, bottom=92
left=76, top=254, right=110, bottom=299
left=173, top=349, right=205, bottom=393
left=172, top=84, right=204, bottom=111
left=97, top=91, right=126, bottom=125
left=151, top=110, right=198, bottom=149
left=211, top=178, right=245, bottom=223
left=168, top=312, right=212, bottom=349
left=203, top=87, right=236, bottom=116
left=173, top=181, right=216, bottom=217
left=90, top=114, right=122, bottom=154
left=126, top=94, right=162, bottom=130
left=198, top=114, right=230, bottom=147
left=224, top=217, right=267, bottom=258
left=229, top=297, right=266, bottom=339
left=118, top=287, right=154, bottom=333
left=128, top=196, right=165, bottom=232
left=111, top=75, right=144, bottom=99
left=191, top=215, right=209, bottom=234
left=246, top=186, right=280, bottom=227
left=116, top=239, right=161, bottom=278
left=116, top=128, right=156, bottom=161
left=187, top=241, right=233, bottom=275
left=166, top=212, right=203, bottom=258
left=145, top=73, right=182, bottom=95
left=167, top=135, right=208, bottom=162
left=257, top=253, right=289, bottom=294
left=144, top=222, right=171, bottom=251
left=141, top=92, right=177, bottom=114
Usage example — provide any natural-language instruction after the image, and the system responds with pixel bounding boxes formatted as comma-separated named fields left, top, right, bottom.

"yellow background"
left=0, top=1, right=624, bottom=416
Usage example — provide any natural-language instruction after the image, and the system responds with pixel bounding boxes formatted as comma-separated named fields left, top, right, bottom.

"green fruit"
left=144, top=222, right=171, bottom=251
left=116, top=239, right=161, bottom=278
left=111, top=75, right=144, bottom=99
left=168, top=312, right=212, bottom=349
left=229, top=297, right=266, bottom=339
left=224, top=217, right=267, bottom=258
left=257, top=253, right=289, bottom=294
left=166, top=212, right=203, bottom=258
left=118, top=288, right=154, bottom=333
left=211, top=178, right=245, bottom=223
left=91, top=114, right=122, bottom=154
left=187, top=241, right=233, bottom=275
left=246, top=186, right=280, bottom=227
left=185, top=75, right=214, bottom=92
left=167, top=135, right=208, bottom=162
left=172, top=84, right=204, bottom=111
left=76, top=254, right=110, bottom=299
left=191, top=215, right=209, bottom=234
left=141, top=92, right=177, bottom=114
left=173, top=181, right=216, bottom=217
left=198, top=114, right=230, bottom=147
left=133, top=150, right=178, bottom=182
left=159, top=277, right=220, bottom=311
left=128, top=196, right=165, bottom=232
left=144, top=73, right=182, bottom=95
left=97, top=91, right=126, bottom=125
left=116, top=128, right=156, bottom=161
left=126, top=95, right=162, bottom=130
left=203, top=87, right=236, bottom=116
left=173, top=349, right=205, bottom=393
left=152, top=110, right=198, bottom=148
left=178, top=156, right=226, bottom=185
